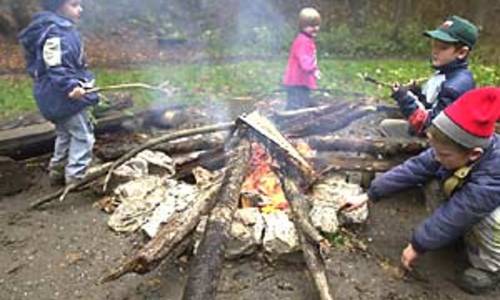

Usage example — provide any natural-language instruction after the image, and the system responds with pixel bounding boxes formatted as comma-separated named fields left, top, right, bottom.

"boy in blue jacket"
left=19, top=0, right=99, bottom=185
left=382, top=16, right=478, bottom=137
left=346, top=88, right=500, bottom=294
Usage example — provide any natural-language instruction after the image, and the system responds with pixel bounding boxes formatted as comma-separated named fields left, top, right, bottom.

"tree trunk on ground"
left=182, top=128, right=251, bottom=300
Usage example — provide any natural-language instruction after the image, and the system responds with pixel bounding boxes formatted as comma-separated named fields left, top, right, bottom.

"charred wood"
left=182, top=129, right=251, bottom=300
left=288, top=105, right=377, bottom=138
left=153, top=133, right=225, bottom=155
left=306, top=136, right=427, bottom=157
left=313, top=154, right=403, bottom=175
left=284, top=103, right=360, bottom=136
left=174, top=147, right=226, bottom=179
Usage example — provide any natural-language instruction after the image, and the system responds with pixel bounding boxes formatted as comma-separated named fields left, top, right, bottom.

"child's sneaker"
left=48, top=167, right=65, bottom=186
left=457, top=267, right=500, bottom=294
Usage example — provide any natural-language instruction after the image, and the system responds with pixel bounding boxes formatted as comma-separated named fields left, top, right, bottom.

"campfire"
left=29, top=100, right=430, bottom=300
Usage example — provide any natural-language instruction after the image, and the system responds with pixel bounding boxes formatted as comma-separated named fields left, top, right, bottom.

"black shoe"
left=457, top=267, right=500, bottom=295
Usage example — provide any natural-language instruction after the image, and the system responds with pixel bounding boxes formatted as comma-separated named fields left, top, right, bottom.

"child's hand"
left=69, top=86, right=86, bottom=99
left=391, top=82, right=402, bottom=93
left=340, top=193, right=369, bottom=212
left=401, top=243, right=419, bottom=271
left=314, top=69, right=321, bottom=80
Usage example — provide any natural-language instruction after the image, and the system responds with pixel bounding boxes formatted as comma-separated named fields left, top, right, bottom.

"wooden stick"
left=29, top=163, right=112, bottom=209
left=86, top=83, right=170, bottom=94
left=102, top=122, right=235, bottom=192
left=273, top=154, right=334, bottom=299
left=299, top=232, right=334, bottom=300
left=182, top=129, right=251, bottom=300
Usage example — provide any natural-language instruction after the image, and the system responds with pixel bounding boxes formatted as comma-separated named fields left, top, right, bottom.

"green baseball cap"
left=424, top=16, right=479, bottom=48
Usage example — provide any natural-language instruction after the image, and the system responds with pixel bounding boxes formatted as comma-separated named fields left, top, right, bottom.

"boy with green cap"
left=381, top=15, right=479, bottom=138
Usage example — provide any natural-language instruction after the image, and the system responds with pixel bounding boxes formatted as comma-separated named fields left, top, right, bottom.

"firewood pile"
left=29, top=99, right=430, bottom=300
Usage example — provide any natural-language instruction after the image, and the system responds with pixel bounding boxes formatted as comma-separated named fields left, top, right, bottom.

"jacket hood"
left=18, top=11, right=73, bottom=54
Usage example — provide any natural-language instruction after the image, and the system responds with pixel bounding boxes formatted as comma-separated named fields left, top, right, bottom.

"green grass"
left=2, top=58, right=500, bottom=119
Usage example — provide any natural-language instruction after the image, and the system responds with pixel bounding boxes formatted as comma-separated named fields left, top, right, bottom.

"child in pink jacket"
left=283, top=7, right=321, bottom=110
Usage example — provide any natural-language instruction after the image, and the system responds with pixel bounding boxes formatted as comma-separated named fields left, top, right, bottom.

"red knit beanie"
left=432, top=87, right=500, bottom=148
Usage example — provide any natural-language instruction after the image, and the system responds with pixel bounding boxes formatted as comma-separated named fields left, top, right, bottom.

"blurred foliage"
left=2, top=57, right=500, bottom=119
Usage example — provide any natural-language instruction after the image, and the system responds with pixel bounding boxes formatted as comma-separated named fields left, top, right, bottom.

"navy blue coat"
left=367, top=135, right=500, bottom=253
left=392, top=59, right=475, bottom=134
left=18, top=11, right=98, bottom=122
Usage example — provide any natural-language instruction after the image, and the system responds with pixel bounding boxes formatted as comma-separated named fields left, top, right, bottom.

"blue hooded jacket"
left=18, top=11, right=98, bottom=122
left=392, top=59, right=475, bottom=134
left=367, top=135, right=500, bottom=253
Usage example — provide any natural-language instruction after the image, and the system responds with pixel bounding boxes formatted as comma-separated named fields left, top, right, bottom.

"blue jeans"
left=49, top=110, right=94, bottom=181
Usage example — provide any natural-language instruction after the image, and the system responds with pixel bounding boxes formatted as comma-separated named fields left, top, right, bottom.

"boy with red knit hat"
left=283, top=7, right=321, bottom=110
left=345, top=87, right=500, bottom=294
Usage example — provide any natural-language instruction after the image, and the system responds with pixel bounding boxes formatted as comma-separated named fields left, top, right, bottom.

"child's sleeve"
left=296, top=41, right=317, bottom=73
left=411, top=181, right=500, bottom=253
left=368, top=149, right=440, bottom=200
left=42, top=32, right=81, bottom=95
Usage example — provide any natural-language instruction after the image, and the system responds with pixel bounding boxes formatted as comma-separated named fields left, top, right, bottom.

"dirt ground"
left=1, top=111, right=500, bottom=300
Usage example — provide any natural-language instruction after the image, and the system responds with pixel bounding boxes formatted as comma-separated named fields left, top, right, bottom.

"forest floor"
left=1, top=101, right=500, bottom=300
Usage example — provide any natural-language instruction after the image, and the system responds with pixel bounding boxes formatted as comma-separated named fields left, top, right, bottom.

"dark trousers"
left=286, top=86, right=313, bottom=110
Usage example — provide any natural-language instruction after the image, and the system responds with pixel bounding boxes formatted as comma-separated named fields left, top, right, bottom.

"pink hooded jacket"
left=283, top=32, right=318, bottom=89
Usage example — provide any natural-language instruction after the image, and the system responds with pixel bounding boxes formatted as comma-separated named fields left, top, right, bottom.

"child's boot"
left=457, top=267, right=500, bottom=294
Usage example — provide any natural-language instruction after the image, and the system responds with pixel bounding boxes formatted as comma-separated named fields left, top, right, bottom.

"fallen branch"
left=101, top=177, right=223, bottom=282
left=30, top=163, right=112, bottom=209
left=182, top=129, right=251, bottom=300
left=102, top=122, right=235, bottom=192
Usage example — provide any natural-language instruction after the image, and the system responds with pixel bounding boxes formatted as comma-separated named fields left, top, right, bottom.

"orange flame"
left=241, top=141, right=314, bottom=213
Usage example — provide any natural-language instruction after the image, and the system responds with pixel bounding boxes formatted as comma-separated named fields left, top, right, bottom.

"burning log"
left=182, top=128, right=251, bottom=300
left=243, top=111, right=334, bottom=299
left=306, top=136, right=427, bottom=157
left=102, top=122, right=235, bottom=191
